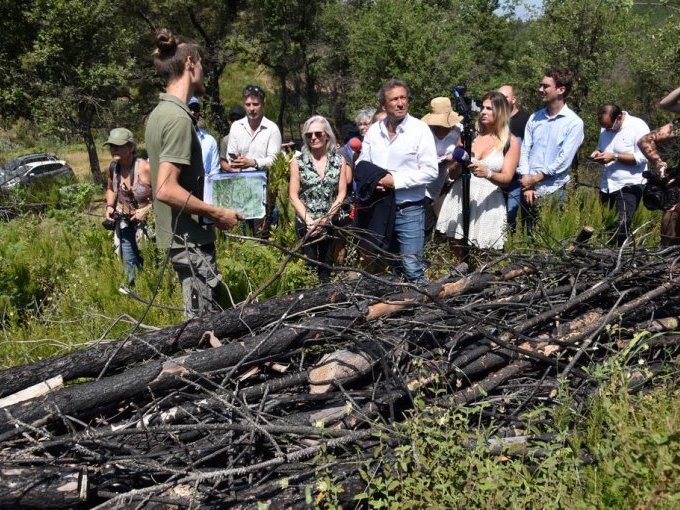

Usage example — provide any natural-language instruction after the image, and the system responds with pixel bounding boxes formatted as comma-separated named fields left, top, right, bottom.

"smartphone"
left=228, top=153, right=238, bottom=160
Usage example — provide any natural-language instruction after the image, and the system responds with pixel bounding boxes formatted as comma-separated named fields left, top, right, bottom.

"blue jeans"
left=391, top=202, right=426, bottom=284
left=506, top=175, right=522, bottom=233
left=118, top=224, right=143, bottom=285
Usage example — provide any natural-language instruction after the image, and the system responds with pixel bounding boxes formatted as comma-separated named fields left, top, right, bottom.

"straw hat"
left=421, top=97, right=462, bottom=128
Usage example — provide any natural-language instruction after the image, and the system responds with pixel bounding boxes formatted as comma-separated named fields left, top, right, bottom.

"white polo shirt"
left=597, top=112, right=649, bottom=193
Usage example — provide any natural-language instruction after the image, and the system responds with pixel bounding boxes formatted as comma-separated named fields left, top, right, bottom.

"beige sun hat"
left=421, top=97, right=463, bottom=128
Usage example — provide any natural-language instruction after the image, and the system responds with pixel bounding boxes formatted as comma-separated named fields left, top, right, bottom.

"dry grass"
left=60, top=147, right=111, bottom=182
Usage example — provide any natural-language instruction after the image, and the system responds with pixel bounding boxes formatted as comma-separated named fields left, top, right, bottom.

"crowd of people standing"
left=104, top=28, right=679, bottom=318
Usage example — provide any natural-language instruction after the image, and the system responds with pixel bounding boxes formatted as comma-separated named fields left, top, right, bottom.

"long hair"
left=476, top=91, right=511, bottom=152
left=301, top=115, right=337, bottom=155
left=152, top=29, right=202, bottom=81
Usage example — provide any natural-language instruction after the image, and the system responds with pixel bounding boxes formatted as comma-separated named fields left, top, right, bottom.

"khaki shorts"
left=169, top=244, right=222, bottom=319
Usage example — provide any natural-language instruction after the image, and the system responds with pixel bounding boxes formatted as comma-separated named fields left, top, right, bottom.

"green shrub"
left=357, top=372, right=679, bottom=510
left=506, top=185, right=661, bottom=251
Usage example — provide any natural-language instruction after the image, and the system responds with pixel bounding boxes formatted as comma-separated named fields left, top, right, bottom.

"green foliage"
left=0, top=186, right=314, bottom=367
left=218, top=236, right=311, bottom=305
left=358, top=373, right=679, bottom=509
left=267, top=152, right=297, bottom=247
left=346, top=0, right=477, bottom=115
left=505, top=184, right=661, bottom=251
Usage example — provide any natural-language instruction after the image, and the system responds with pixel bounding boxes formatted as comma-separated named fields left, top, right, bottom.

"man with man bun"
left=145, top=29, right=241, bottom=318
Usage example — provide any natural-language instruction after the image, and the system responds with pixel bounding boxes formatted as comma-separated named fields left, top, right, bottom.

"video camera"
left=642, top=165, right=680, bottom=211
left=102, top=210, right=133, bottom=231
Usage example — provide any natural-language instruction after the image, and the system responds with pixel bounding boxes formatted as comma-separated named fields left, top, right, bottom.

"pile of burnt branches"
left=1, top=234, right=679, bottom=508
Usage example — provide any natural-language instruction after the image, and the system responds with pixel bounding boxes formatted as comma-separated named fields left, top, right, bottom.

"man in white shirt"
left=590, top=104, right=649, bottom=245
left=358, top=79, right=438, bottom=284
left=223, top=85, right=282, bottom=236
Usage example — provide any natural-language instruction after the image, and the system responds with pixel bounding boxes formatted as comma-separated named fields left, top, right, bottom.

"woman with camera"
left=289, top=116, right=348, bottom=283
left=104, top=127, right=152, bottom=287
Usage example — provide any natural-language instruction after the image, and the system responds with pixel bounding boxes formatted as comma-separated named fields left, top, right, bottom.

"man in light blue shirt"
left=188, top=97, right=220, bottom=177
left=517, top=67, right=584, bottom=236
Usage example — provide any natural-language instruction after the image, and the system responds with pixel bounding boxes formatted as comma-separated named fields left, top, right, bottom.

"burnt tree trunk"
left=78, top=102, right=104, bottom=187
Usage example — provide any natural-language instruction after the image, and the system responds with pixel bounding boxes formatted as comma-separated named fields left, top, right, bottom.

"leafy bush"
left=358, top=373, right=679, bottom=509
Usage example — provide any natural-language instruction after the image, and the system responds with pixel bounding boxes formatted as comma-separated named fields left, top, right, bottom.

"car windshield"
left=4, top=159, right=26, bottom=174
left=3, top=164, right=28, bottom=179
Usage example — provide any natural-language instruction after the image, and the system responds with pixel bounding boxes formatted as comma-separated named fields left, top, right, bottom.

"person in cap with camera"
left=103, top=127, right=152, bottom=287
left=589, top=104, right=649, bottom=246
left=219, top=104, right=246, bottom=169
left=187, top=96, right=220, bottom=177
left=638, top=86, right=680, bottom=245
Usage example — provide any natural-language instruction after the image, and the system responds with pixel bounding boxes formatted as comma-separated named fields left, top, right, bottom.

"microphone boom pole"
left=453, top=85, right=473, bottom=262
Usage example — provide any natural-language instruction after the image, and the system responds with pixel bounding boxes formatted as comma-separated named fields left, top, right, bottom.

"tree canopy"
left=1, top=0, right=678, bottom=175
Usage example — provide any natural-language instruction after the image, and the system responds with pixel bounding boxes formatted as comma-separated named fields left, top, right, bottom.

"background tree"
left=18, top=0, right=146, bottom=185
left=0, top=0, right=36, bottom=121
left=134, top=0, right=246, bottom=137
left=245, top=0, right=330, bottom=135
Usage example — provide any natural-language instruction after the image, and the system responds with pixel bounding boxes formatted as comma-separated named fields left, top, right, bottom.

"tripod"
left=453, top=85, right=474, bottom=263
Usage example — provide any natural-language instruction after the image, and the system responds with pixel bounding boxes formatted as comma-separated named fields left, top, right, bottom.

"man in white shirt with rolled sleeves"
left=223, top=84, right=281, bottom=237
left=590, top=103, right=649, bottom=245
left=358, top=79, right=438, bottom=284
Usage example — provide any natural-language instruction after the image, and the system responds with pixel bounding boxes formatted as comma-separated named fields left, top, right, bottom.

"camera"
left=642, top=166, right=680, bottom=211
left=102, top=211, right=132, bottom=230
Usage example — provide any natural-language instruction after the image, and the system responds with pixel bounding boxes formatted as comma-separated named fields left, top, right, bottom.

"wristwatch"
left=613, top=153, right=619, bottom=162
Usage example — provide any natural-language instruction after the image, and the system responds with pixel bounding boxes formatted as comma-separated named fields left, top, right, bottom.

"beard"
left=192, top=80, right=206, bottom=97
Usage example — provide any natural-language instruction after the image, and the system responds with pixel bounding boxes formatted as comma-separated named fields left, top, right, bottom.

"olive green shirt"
left=145, top=93, right=215, bottom=250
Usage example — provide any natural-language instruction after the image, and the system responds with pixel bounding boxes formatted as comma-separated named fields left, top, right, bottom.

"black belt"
left=396, top=199, right=425, bottom=210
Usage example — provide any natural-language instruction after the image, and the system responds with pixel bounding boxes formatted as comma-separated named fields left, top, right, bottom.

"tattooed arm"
left=660, top=86, right=680, bottom=114
left=638, top=120, right=679, bottom=175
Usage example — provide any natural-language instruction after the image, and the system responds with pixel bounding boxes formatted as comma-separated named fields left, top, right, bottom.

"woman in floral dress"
left=289, top=115, right=348, bottom=282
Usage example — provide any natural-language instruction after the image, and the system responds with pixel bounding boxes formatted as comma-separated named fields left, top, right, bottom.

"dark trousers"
left=661, top=209, right=680, bottom=246
left=296, top=219, right=334, bottom=283
left=521, top=187, right=567, bottom=240
left=599, top=185, right=643, bottom=246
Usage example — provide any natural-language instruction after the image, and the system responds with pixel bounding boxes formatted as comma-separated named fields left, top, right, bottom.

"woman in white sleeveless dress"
left=436, top=91, right=520, bottom=253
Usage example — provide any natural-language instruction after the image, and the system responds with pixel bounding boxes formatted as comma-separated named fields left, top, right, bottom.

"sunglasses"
left=305, top=131, right=325, bottom=140
left=243, top=85, right=265, bottom=99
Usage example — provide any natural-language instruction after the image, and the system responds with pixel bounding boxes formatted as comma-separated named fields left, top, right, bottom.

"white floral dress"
left=435, top=149, right=507, bottom=249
